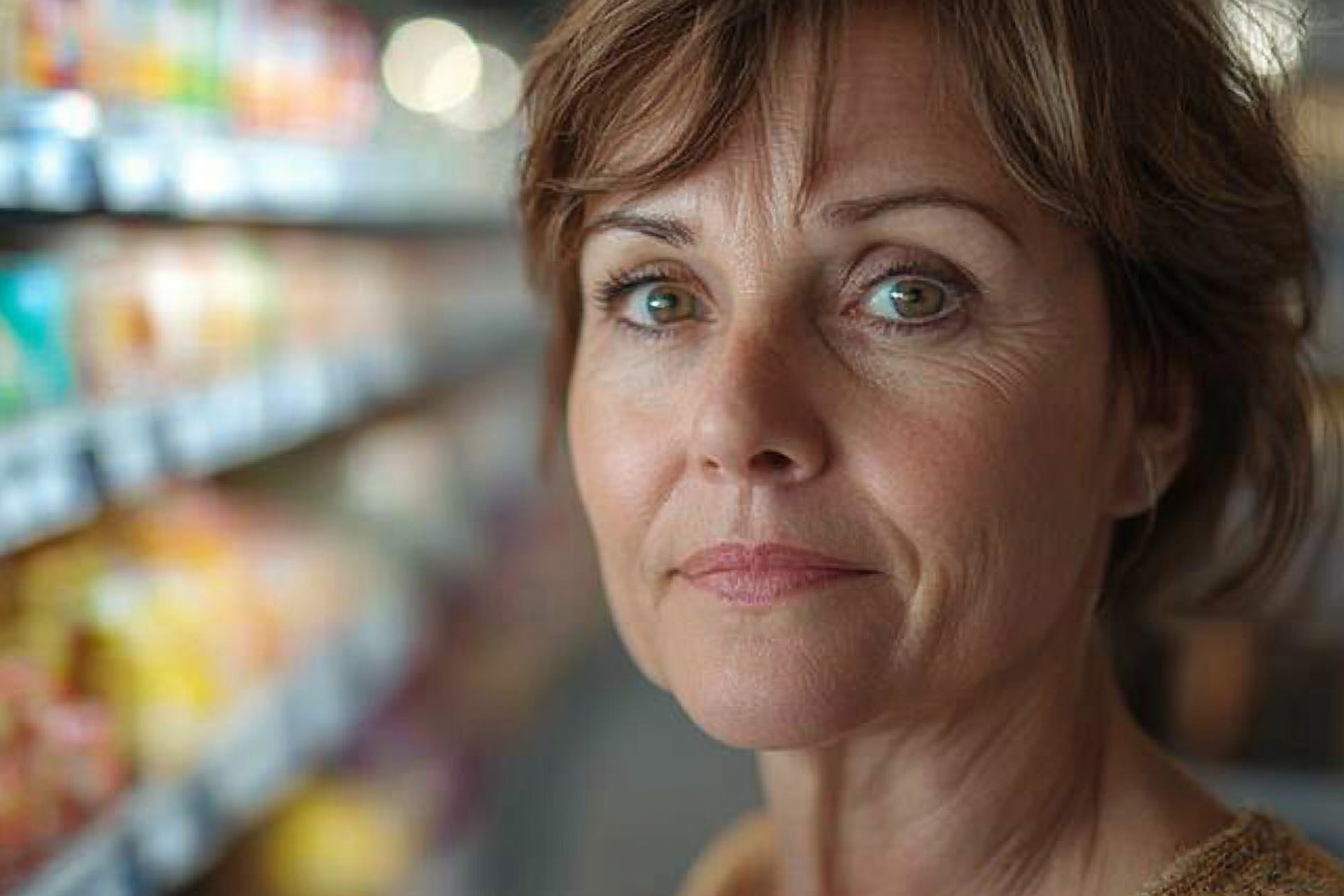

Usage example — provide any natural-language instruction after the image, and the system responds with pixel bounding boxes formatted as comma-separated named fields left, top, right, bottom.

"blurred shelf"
left=0, top=91, right=513, bottom=230
left=8, top=585, right=419, bottom=896
left=1194, top=762, right=1344, bottom=857
left=0, top=326, right=536, bottom=556
left=0, top=340, right=418, bottom=554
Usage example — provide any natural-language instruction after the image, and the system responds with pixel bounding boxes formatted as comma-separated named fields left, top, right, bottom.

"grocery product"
left=21, top=0, right=85, bottom=91
left=0, top=0, right=381, bottom=143
left=255, top=779, right=425, bottom=896
left=0, top=483, right=383, bottom=889
left=0, top=255, right=77, bottom=413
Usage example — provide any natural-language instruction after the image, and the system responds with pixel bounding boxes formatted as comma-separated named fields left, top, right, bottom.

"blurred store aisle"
left=482, top=624, right=762, bottom=896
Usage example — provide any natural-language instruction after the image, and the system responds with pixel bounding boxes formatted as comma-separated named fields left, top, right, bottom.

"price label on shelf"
left=97, top=138, right=172, bottom=214
left=265, top=353, right=333, bottom=440
left=248, top=144, right=341, bottom=221
left=91, top=402, right=161, bottom=499
left=29, top=451, right=93, bottom=534
left=288, top=647, right=357, bottom=758
left=127, top=782, right=208, bottom=889
left=202, top=690, right=297, bottom=826
left=369, top=343, right=421, bottom=399
left=160, top=387, right=223, bottom=475
left=172, top=141, right=250, bottom=219
left=319, top=355, right=363, bottom=426
left=0, top=415, right=82, bottom=550
left=24, top=137, right=96, bottom=212
left=16, top=827, right=133, bottom=896
left=351, top=597, right=414, bottom=686
left=0, top=137, right=25, bottom=207
left=211, top=374, right=268, bottom=464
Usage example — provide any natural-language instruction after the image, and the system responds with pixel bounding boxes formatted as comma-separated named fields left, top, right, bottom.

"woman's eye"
left=625, top=282, right=700, bottom=327
left=859, top=275, right=957, bottom=324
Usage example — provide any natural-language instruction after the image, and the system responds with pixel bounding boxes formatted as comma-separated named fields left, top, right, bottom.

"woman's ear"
left=1107, top=368, right=1196, bottom=519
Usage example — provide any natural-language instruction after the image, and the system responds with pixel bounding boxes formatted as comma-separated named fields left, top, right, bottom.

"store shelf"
left=0, top=340, right=421, bottom=554
left=9, top=587, right=420, bottom=896
left=0, top=91, right=512, bottom=229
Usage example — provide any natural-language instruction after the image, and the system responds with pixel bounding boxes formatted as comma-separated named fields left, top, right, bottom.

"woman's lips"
left=677, top=543, right=876, bottom=607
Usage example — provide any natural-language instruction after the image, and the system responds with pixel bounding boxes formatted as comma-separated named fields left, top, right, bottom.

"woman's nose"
left=689, top=334, right=831, bottom=487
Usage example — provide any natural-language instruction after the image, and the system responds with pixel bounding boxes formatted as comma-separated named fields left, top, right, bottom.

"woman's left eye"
left=857, top=275, right=960, bottom=326
left=623, top=282, right=701, bottom=328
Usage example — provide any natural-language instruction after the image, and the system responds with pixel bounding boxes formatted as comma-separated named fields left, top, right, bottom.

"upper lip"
left=678, top=542, right=873, bottom=577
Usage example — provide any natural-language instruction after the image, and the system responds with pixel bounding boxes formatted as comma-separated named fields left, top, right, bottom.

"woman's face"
left=569, top=5, right=1146, bottom=749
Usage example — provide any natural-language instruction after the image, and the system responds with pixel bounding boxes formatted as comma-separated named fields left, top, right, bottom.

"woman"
left=518, top=0, right=1344, bottom=893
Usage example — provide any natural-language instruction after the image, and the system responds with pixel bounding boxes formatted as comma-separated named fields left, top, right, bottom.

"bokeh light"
left=440, top=45, right=523, bottom=133
left=382, top=17, right=483, bottom=114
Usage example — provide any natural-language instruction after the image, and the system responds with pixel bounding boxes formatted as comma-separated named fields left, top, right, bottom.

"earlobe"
left=1107, top=373, right=1196, bottom=520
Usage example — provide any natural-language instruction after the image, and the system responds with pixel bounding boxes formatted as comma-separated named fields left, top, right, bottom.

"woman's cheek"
left=568, top=351, right=684, bottom=686
left=848, top=346, right=1107, bottom=661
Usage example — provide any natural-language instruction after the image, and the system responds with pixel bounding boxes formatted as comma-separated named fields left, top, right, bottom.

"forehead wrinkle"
left=707, top=60, right=831, bottom=260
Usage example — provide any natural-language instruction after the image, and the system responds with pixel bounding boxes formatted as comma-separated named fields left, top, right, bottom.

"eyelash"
left=847, top=260, right=976, bottom=337
left=589, top=259, right=977, bottom=340
left=591, top=265, right=688, bottom=341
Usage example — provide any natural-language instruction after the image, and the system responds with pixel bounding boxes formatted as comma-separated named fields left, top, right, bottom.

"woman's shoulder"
left=674, top=810, right=1344, bottom=896
left=1139, top=811, right=1344, bottom=896
left=674, top=812, right=775, bottom=896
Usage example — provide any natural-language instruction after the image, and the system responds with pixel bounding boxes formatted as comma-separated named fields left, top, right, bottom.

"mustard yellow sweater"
left=675, top=811, right=1344, bottom=896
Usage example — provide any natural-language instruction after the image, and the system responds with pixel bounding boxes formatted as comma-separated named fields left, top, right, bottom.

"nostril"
left=750, top=450, right=794, bottom=475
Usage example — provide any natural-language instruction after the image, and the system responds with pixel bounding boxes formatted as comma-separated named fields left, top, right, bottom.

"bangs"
left=540, top=0, right=848, bottom=219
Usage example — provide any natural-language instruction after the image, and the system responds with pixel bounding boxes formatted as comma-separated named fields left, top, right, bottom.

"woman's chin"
left=664, top=648, right=891, bottom=751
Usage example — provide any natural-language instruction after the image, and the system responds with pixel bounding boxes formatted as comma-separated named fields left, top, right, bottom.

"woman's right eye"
left=618, top=282, right=702, bottom=329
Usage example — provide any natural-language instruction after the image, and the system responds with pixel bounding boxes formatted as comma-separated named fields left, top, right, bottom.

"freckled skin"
left=571, top=22, right=1128, bottom=749
left=566, top=5, right=1227, bottom=895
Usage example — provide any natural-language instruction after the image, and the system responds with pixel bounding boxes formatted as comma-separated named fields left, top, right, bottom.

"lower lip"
left=682, top=568, right=872, bottom=607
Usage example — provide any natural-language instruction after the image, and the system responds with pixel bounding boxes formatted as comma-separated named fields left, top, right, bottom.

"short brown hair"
left=518, top=0, right=1323, bottom=621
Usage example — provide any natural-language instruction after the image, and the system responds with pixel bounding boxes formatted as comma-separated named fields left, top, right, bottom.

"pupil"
left=890, top=281, right=941, bottom=318
left=649, top=291, right=681, bottom=322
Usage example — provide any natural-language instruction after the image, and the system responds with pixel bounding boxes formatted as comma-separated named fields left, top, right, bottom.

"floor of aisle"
left=482, top=624, right=763, bottom=896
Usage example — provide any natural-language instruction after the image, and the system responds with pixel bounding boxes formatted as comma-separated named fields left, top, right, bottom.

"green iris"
left=874, top=277, right=948, bottom=321
left=642, top=286, right=698, bottom=325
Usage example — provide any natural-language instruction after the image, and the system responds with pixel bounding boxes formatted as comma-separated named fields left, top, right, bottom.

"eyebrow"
left=820, top=188, right=1022, bottom=246
left=582, top=211, right=697, bottom=247
left=581, top=187, right=1021, bottom=249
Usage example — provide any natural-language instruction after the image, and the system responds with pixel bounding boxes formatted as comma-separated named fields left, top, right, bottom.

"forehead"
left=588, top=3, right=1022, bottom=227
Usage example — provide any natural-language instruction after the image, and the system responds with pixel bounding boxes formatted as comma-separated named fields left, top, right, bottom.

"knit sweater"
left=674, top=810, right=1344, bottom=896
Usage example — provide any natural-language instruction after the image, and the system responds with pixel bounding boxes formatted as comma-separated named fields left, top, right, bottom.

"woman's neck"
left=756, top=630, right=1233, bottom=896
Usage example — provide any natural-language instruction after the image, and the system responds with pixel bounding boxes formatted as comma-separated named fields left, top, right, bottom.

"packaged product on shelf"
left=0, top=1, right=24, bottom=92
left=3, top=220, right=433, bottom=418
left=0, top=654, right=58, bottom=885
left=21, top=0, right=86, bottom=91
left=175, top=0, right=222, bottom=107
left=272, top=0, right=322, bottom=137
left=253, top=778, right=428, bottom=896
left=0, top=638, right=127, bottom=887
left=193, top=228, right=277, bottom=376
left=325, top=4, right=377, bottom=145
left=29, top=693, right=123, bottom=828
left=66, top=224, right=164, bottom=399
left=231, top=0, right=285, bottom=136
left=0, top=302, right=27, bottom=422
left=65, top=225, right=270, bottom=399
left=0, top=255, right=77, bottom=413
left=131, top=0, right=183, bottom=102
left=2, top=483, right=376, bottom=795
left=270, top=230, right=330, bottom=349
left=78, top=0, right=119, bottom=97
